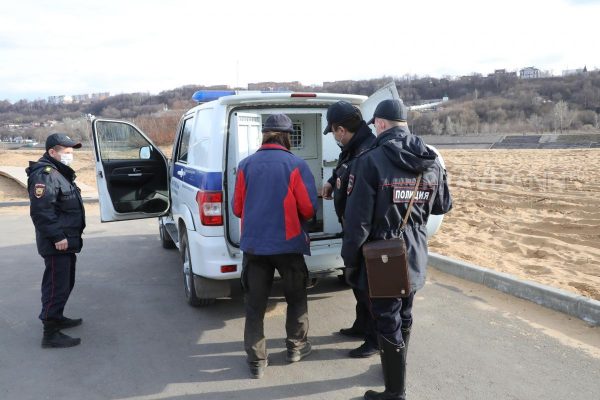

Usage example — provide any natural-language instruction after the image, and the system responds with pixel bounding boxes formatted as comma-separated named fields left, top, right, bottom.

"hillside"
left=1, top=71, right=599, bottom=145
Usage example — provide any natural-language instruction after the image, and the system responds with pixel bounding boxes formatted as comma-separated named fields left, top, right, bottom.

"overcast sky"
left=1, top=0, right=599, bottom=102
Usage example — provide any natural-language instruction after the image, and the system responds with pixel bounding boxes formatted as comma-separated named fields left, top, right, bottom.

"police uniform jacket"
left=341, top=126, right=452, bottom=292
left=26, top=154, right=86, bottom=256
left=327, top=122, right=376, bottom=223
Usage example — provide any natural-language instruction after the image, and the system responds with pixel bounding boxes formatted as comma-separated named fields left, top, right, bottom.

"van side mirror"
left=139, top=146, right=151, bottom=159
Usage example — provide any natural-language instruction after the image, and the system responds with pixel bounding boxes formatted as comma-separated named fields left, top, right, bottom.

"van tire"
left=180, top=232, right=215, bottom=307
left=159, top=220, right=176, bottom=249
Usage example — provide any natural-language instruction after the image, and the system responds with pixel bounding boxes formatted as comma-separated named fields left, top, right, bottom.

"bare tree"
left=528, top=114, right=544, bottom=133
left=431, top=119, right=444, bottom=135
left=553, top=101, right=573, bottom=133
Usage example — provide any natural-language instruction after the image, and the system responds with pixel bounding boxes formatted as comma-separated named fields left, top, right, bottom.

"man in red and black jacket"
left=233, top=114, right=318, bottom=379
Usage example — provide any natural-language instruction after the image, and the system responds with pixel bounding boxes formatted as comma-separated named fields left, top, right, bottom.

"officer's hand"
left=54, top=239, right=68, bottom=251
left=322, top=182, right=333, bottom=200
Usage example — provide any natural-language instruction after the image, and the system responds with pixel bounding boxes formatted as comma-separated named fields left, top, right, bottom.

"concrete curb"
left=429, top=252, right=600, bottom=326
left=0, top=197, right=98, bottom=207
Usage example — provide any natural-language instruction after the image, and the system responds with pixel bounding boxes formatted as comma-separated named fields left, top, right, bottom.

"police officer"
left=322, top=101, right=378, bottom=358
left=341, top=99, right=452, bottom=399
left=27, top=133, right=86, bottom=348
left=233, top=114, right=318, bottom=379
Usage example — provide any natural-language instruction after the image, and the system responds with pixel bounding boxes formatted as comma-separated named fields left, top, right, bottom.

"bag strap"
left=400, top=173, right=422, bottom=230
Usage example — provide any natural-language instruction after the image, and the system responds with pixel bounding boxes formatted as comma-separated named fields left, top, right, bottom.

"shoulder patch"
left=34, top=183, right=46, bottom=198
left=44, top=166, right=52, bottom=173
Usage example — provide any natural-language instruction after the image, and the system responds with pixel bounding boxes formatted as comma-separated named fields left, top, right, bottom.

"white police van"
left=90, top=82, right=444, bottom=306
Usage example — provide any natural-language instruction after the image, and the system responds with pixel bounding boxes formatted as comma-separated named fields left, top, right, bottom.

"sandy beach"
left=1, top=147, right=599, bottom=300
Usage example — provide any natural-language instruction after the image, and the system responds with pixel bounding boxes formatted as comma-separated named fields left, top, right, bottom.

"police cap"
left=45, top=133, right=82, bottom=151
left=367, top=99, right=407, bottom=125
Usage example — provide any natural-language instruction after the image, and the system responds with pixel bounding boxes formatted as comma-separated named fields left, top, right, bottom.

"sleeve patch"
left=44, top=166, right=52, bottom=173
left=34, top=183, right=46, bottom=198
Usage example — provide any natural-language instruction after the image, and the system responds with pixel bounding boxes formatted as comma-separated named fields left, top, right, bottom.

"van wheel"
left=180, top=232, right=215, bottom=307
left=159, top=220, right=176, bottom=249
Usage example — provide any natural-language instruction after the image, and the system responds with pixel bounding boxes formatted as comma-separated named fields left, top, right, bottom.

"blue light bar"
left=192, top=90, right=236, bottom=102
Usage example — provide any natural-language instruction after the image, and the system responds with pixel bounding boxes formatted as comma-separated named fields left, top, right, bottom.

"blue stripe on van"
left=173, top=164, right=222, bottom=191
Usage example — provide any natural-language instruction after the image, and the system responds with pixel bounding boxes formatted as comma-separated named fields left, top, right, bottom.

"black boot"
left=401, top=327, right=411, bottom=350
left=56, top=317, right=83, bottom=330
left=41, top=321, right=81, bottom=348
left=349, top=340, right=379, bottom=358
left=339, top=325, right=365, bottom=339
left=364, top=335, right=406, bottom=400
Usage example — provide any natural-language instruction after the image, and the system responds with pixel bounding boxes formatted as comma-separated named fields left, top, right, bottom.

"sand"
left=1, top=147, right=599, bottom=300
left=428, top=149, right=600, bottom=301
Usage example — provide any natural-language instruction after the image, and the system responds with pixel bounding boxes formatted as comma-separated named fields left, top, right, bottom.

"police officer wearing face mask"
left=26, top=133, right=86, bottom=348
left=322, top=101, right=378, bottom=358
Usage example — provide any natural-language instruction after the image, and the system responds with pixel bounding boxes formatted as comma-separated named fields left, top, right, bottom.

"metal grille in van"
left=239, top=116, right=261, bottom=123
left=291, top=122, right=303, bottom=149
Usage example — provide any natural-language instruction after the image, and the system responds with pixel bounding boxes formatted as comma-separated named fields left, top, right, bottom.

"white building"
left=519, top=67, right=541, bottom=79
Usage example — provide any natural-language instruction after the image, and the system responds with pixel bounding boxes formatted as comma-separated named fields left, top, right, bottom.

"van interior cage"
left=291, top=122, right=304, bottom=150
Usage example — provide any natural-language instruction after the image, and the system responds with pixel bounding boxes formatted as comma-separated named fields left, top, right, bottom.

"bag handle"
left=400, top=173, right=422, bottom=230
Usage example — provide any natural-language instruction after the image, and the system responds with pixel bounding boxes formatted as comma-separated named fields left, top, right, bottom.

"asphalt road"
left=1, top=206, right=599, bottom=400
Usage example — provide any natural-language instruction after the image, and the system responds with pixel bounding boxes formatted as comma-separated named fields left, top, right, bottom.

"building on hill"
left=519, top=67, right=542, bottom=79
left=48, top=95, right=66, bottom=104
left=248, top=81, right=302, bottom=91
left=489, top=69, right=517, bottom=77
left=72, top=94, right=90, bottom=103
left=562, top=66, right=588, bottom=76
left=90, top=92, right=110, bottom=101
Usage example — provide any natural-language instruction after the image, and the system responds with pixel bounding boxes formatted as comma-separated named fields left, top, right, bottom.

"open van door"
left=225, top=112, right=262, bottom=251
left=360, top=81, right=401, bottom=133
left=91, top=118, right=170, bottom=222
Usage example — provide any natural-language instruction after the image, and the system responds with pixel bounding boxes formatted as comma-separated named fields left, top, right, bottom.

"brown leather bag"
left=362, top=174, right=422, bottom=298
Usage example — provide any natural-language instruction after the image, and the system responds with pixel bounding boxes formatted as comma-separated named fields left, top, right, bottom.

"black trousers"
left=352, top=287, right=378, bottom=347
left=370, top=291, right=415, bottom=345
left=39, top=253, right=77, bottom=322
left=242, top=253, right=309, bottom=365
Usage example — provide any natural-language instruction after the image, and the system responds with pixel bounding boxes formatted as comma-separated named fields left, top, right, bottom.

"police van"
left=90, top=82, right=445, bottom=306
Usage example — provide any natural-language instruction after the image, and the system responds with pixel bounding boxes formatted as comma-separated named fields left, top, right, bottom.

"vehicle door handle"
left=128, top=173, right=142, bottom=177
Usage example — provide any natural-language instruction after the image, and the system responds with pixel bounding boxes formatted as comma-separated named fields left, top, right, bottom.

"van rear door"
left=91, top=118, right=170, bottom=222
left=224, top=112, right=262, bottom=252
left=360, top=81, right=401, bottom=132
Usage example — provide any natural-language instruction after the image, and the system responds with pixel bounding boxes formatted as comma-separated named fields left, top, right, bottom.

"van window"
left=176, top=118, right=193, bottom=163
left=96, top=121, right=151, bottom=160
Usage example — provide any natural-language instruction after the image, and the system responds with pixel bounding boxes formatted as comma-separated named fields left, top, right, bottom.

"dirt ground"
left=2, top=147, right=599, bottom=300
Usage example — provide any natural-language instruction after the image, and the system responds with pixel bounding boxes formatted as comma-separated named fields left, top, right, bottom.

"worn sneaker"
left=249, top=359, right=268, bottom=379
left=286, top=342, right=312, bottom=363
left=349, top=341, right=379, bottom=358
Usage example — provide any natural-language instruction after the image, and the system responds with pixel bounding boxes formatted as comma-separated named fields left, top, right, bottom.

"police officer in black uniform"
left=26, top=133, right=86, bottom=348
left=322, top=101, right=379, bottom=358
left=341, top=99, right=453, bottom=400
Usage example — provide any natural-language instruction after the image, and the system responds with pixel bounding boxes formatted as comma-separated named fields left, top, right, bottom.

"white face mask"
left=59, top=153, right=74, bottom=166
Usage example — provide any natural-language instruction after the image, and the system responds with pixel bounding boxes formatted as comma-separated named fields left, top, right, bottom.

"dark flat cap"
left=262, top=114, right=294, bottom=134
left=323, top=101, right=360, bottom=135
left=367, top=99, right=407, bottom=124
left=45, top=133, right=82, bottom=151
